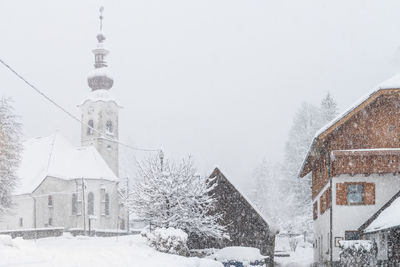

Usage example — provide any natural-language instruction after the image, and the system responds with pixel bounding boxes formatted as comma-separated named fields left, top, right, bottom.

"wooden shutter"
left=363, top=183, right=375, bottom=205
left=336, top=183, right=346, bottom=205
left=313, top=201, right=318, bottom=220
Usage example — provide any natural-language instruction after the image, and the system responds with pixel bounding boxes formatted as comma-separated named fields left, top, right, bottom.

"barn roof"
left=14, top=133, right=118, bottom=195
left=209, top=167, right=279, bottom=234
left=359, top=190, right=400, bottom=233
left=299, top=73, right=400, bottom=178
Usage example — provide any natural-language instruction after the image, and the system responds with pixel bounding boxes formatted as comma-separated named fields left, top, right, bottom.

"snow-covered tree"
left=250, top=160, right=288, bottom=228
left=283, top=93, right=338, bottom=234
left=129, top=154, right=225, bottom=239
left=319, top=92, right=339, bottom=125
left=0, top=97, right=22, bottom=215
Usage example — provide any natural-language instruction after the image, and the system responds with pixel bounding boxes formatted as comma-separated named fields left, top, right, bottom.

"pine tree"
left=250, top=160, right=287, bottom=229
left=320, top=92, right=339, bottom=125
left=129, top=154, right=225, bottom=239
left=0, top=98, right=22, bottom=215
left=283, top=94, right=338, bottom=234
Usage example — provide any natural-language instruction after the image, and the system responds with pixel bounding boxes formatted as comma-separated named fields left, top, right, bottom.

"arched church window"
left=88, top=192, right=94, bottom=215
left=105, top=193, right=110, bottom=216
left=106, top=120, right=113, bottom=134
left=48, top=195, right=53, bottom=207
left=72, top=193, right=77, bottom=215
left=87, top=120, right=94, bottom=135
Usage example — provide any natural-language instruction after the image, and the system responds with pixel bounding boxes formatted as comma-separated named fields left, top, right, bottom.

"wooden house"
left=189, top=168, right=276, bottom=264
left=299, top=73, right=400, bottom=265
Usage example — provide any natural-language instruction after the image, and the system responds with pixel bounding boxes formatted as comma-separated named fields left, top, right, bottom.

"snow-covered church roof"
left=15, top=133, right=118, bottom=195
left=299, top=72, right=400, bottom=178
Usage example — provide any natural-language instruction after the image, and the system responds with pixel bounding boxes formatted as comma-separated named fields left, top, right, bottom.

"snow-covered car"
left=208, top=246, right=268, bottom=267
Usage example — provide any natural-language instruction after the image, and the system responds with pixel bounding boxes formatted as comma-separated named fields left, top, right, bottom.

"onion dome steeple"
left=88, top=7, right=114, bottom=91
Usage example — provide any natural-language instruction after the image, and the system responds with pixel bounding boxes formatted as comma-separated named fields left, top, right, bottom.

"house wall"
left=313, top=174, right=400, bottom=262
left=0, top=176, right=122, bottom=232
left=313, top=182, right=331, bottom=263
left=0, top=195, right=34, bottom=230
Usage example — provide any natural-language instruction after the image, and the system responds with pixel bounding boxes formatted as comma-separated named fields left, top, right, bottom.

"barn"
left=189, top=167, right=276, bottom=265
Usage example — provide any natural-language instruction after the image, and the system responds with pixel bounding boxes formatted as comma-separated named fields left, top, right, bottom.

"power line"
left=0, top=58, right=159, bottom=152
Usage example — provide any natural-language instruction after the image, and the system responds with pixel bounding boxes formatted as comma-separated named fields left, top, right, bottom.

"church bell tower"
left=79, top=7, right=120, bottom=176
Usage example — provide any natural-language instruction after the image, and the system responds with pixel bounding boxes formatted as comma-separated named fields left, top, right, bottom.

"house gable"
left=300, top=88, right=400, bottom=179
left=303, top=90, right=400, bottom=199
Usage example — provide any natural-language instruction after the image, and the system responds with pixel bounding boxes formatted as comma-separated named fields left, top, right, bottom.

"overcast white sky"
left=2, top=0, right=400, bottom=191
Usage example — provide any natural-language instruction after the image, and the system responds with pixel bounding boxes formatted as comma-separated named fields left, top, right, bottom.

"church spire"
left=87, top=7, right=113, bottom=91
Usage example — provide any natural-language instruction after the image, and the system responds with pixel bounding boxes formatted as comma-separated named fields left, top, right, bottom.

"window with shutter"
left=319, top=188, right=331, bottom=215
left=336, top=182, right=375, bottom=205
left=313, top=201, right=318, bottom=220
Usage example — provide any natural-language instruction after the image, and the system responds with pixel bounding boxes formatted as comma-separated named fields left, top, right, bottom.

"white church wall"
left=0, top=176, right=122, bottom=233
left=32, top=176, right=71, bottom=229
left=0, top=194, right=34, bottom=230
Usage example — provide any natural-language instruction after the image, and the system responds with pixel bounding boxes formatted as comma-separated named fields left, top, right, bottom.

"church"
left=0, top=13, right=126, bottom=237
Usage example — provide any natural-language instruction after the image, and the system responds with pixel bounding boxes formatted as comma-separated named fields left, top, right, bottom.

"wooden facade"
left=189, top=168, right=276, bottom=264
left=300, top=89, right=400, bottom=199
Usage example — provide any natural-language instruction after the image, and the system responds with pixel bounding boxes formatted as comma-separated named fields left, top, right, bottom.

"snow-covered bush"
left=339, top=240, right=377, bottom=266
left=0, top=235, right=16, bottom=247
left=142, top=227, right=189, bottom=256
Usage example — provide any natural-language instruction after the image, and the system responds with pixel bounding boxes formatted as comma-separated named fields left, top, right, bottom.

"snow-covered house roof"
left=299, top=73, right=400, bottom=178
left=14, top=133, right=118, bottom=195
left=359, top=190, right=400, bottom=233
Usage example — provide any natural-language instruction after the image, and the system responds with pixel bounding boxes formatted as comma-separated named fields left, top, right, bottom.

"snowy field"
left=0, top=234, right=222, bottom=267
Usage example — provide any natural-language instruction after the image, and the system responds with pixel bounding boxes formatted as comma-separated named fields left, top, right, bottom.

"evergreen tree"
left=284, top=102, right=320, bottom=233
left=250, top=160, right=287, bottom=229
left=283, top=93, right=338, bottom=234
left=320, top=92, right=339, bottom=125
left=0, top=98, right=22, bottom=215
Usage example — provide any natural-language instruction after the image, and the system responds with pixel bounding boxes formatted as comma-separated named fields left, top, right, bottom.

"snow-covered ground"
left=274, top=246, right=313, bottom=267
left=0, top=234, right=222, bottom=267
left=274, top=235, right=313, bottom=267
